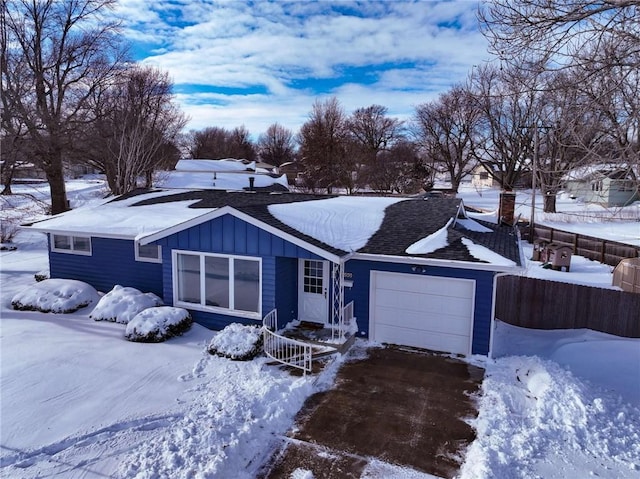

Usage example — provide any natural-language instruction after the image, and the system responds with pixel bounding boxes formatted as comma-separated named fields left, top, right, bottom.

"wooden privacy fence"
left=523, top=224, right=640, bottom=267
left=496, top=275, right=640, bottom=338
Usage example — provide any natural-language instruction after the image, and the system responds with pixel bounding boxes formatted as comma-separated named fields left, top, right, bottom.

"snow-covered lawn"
left=457, top=183, right=640, bottom=247
left=1, top=178, right=639, bottom=478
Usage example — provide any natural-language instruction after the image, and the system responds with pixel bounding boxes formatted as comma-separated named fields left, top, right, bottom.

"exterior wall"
left=566, top=178, right=638, bottom=206
left=154, top=213, right=323, bottom=330
left=49, top=236, right=163, bottom=296
left=343, top=258, right=496, bottom=355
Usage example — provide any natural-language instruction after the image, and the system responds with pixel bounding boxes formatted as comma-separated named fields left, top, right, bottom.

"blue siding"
left=275, top=257, right=298, bottom=327
left=156, top=213, right=322, bottom=331
left=344, top=259, right=495, bottom=355
left=49, top=236, right=163, bottom=296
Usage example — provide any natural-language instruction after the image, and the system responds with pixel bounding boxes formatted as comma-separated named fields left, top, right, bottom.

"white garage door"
left=370, top=271, right=475, bottom=355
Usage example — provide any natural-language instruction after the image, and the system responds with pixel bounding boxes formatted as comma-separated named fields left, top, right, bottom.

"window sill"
left=174, top=301, right=261, bottom=321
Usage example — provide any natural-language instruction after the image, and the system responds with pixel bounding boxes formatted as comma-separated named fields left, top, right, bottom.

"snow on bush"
left=11, top=279, right=100, bottom=313
left=125, top=306, right=192, bottom=343
left=90, top=285, right=163, bottom=324
left=207, top=323, right=263, bottom=360
left=34, top=270, right=49, bottom=282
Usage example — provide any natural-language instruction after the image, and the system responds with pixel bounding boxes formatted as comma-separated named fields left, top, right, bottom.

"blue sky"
left=114, top=0, right=491, bottom=137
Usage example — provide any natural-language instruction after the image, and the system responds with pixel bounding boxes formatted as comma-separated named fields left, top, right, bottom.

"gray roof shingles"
left=123, top=189, right=521, bottom=267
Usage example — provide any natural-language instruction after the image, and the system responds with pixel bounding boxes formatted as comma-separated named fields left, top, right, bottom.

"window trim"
left=172, top=250, right=262, bottom=320
left=51, top=234, right=92, bottom=256
left=135, top=243, right=162, bottom=263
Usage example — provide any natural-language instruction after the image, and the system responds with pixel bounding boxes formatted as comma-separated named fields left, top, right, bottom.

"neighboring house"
left=471, top=164, right=533, bottom=190
left=158, top=158, right=289, bottom=192
left=24, top=189, right=523, bottom=356
left=277, top=161, right=305, bottom=185
left=471, top=165, right=500, bottom=189
left=565, top=167, right=639, bottom=207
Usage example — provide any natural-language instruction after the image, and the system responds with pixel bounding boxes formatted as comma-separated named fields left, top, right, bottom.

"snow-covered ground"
left=457, top=183, right=640, bottom=247
left=1, top=178, right=639, bottom=478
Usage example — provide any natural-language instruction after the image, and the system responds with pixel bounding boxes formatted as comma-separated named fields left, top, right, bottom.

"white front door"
left=298, top=259, right=329, bottom=324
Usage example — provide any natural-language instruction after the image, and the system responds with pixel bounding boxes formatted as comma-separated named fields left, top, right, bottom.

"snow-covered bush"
left=207, top=323, right=263, bottom=361
left=90, top=285, right=163, bottom=324
left=11, top=279, right=101, bottom=313
left=125, top=307, right=192, bottom=343
left=34, top=270, right=49, bottom=282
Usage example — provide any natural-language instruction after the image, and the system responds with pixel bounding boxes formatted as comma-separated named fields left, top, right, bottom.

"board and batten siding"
left=48, top=236, right=163, bottom=296
left=344, top=259, right=495, bottom=355
left=154, top=213, right=323, bottom=330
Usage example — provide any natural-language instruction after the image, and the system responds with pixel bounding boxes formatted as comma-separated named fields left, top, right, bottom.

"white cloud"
left=113, top=0, right=490, bottom=136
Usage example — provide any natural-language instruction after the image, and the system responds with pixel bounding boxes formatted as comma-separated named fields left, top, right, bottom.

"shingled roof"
left=123, top=189, right=522, bottom=267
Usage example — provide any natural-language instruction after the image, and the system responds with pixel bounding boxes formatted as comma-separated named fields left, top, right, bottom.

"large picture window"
left=51, top=234, right=92, bottom=255
left=174, top=251, right=261, bottom=318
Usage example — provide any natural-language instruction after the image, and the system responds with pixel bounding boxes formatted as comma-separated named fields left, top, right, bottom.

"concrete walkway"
left=259, top=345, right=484, bottom=479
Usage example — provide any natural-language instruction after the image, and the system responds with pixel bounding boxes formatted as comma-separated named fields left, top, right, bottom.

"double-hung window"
left=51, top=234, right=92, bottom=255
left=174, top=251, right=261, bottom=319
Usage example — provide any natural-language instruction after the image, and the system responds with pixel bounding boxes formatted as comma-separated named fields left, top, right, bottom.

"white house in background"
left=564, top=166, right=639, bottom=207
left=157, top=158, right=290, bottom=192
left=471, top=165, right=500, bottom=189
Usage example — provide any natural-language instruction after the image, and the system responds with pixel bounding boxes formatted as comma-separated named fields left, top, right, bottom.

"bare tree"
left=84, top=65, right=186, bottom=195
left=535, top=70, right=606, bottom=213
left=229, top=125, right=256, bottom=161
left=1, top=0, right=123, bottom=214
left=577, top=47, right=640, bottom=182
left=413, top=85, right=480, bottom=193
left=346, top=105, right=403, bottom=191
left=471, top=64, right=539, bottom=191
left=257, top=123, right=295, bottom=166
left=298, top=97, right=351, bottom=194
left=479, top=0, right=640, bottom=70
left=188, top=126, right=256, bottom=161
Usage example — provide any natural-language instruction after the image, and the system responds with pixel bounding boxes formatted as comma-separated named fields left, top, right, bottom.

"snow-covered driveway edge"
left=460, top=355, right=640, bottom=479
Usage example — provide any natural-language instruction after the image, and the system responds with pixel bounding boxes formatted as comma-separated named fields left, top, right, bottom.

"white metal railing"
left=262, top=309, right=312, bottom=375
left=343, top=301, right=354, bottom=326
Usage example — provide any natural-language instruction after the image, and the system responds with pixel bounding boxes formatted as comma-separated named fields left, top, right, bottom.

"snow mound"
left=125, top=306, right=192, bottom=343
left=11, top=279, right=100, bottom=314
left=460, top=355, right=640, bottom=479
left=208, top=323, right=263, bottom=360
left=90, top=285, right=163, bottom=324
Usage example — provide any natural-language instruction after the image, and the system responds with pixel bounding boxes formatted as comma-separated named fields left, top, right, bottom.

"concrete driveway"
left=259, top=345, right=484, bottom=479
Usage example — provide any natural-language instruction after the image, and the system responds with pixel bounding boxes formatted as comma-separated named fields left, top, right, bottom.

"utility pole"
left=530, top=125, right=538, bottom=241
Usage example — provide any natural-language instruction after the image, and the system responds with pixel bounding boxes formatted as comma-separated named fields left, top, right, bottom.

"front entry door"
left=298, top=259, right=329, bottom=324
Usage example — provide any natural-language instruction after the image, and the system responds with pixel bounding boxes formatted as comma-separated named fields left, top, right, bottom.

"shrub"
left=90, top=285, right=163, bottom=324
left=125, top=307, right=192, bottom=343
left=11, top=279, right=101, bottom=313
left=207, top=323, right=264, bottom=361
left=34, top=270, right=50, bottom=282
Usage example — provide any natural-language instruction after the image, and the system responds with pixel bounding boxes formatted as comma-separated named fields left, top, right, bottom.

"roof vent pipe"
left=248, top=176, right=255, bottom=191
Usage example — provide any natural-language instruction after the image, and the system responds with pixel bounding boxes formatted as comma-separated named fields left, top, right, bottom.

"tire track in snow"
left=2, top=414, right=183, bottom=470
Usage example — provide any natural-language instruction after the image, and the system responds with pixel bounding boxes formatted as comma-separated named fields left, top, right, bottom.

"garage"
left=369, top=271, right=475, bottom=355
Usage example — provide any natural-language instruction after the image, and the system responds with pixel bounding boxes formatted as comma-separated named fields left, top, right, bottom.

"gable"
left=152, top=212, right=330, bottom=262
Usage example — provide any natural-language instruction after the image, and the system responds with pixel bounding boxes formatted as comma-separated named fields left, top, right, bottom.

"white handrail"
left=343, top=301, right=354, bottom=325
left=262, top=309, right=312, bottom=375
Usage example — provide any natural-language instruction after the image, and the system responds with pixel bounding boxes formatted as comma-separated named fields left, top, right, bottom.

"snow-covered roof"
left=24, top=190, right=214, bottom=241
left=174, top=159, right=255, bottom=172
left=156, top=171, right=289, bottom=191
left=24, top=190, right=522, bottom=270
left=564, top=163, right=637, bottom=182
